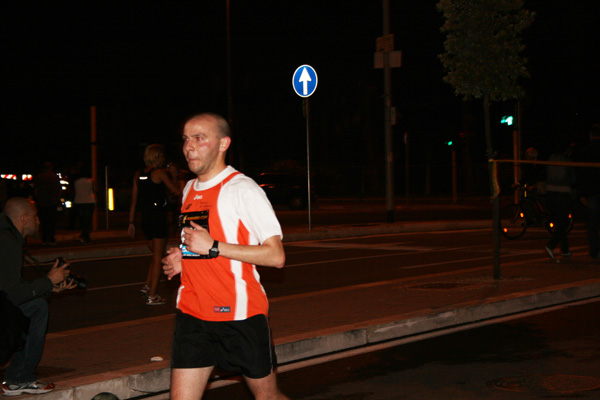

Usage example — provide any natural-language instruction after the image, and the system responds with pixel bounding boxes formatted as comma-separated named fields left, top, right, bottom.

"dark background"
left=2, top=1, right=599, bottom=196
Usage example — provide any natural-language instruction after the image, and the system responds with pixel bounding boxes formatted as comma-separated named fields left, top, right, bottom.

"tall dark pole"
left=484, top=94, right=501, bottom=279
left=226, top=0, right=232, bottom=126
left=91, top=106, right=98, bottom=231
left=304, top=98, right=312, bottom=231
left=383, top=0, right=394, bottom=222
left=404, top=131, right=409, bottom=205
left=226, top=0, right=236, bottom=167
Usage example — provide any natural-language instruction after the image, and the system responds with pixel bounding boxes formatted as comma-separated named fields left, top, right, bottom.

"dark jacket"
left=577, top=139, right=600, bottom=197
left=546, top=153, right=575, bottom=193
left=33, top=170, right=60, bottom=208
left=0, top=212, right=53, bottom=305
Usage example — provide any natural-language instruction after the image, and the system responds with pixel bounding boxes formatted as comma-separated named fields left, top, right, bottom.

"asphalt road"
left=60, top=196, right=498, bottom=234
left=14, top=219, right=599, bottom=399
left=26, top=224, right=591, bottom=333
left=203, top=298, right=600, bottom=399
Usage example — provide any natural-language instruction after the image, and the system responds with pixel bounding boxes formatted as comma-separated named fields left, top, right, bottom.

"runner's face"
left=182, top=117, right=225, bottom=178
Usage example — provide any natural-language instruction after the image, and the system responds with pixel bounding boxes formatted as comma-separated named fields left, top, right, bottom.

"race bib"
left=179, top=210, right=210, bottom=259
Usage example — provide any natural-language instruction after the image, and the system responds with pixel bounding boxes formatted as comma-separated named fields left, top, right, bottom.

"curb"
left=273, top=280, right=600, bottom=363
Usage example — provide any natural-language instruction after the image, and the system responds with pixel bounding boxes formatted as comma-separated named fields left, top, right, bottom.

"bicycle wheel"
left=566, top=213, right=574, bottom=233
left=500, top=203, right=527, bottom=239
left=546, top=212, right=574, bottom=235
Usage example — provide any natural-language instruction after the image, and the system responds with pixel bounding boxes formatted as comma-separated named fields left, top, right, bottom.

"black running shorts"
left=171, top=312, right=275, bottom=379
left=141, top=208, right=168, bottom=240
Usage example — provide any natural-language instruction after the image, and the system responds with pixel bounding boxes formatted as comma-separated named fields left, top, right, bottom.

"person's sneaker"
left=146, top=295, right=166, bottom=305
left=2, top=381, right=55, bottom=396
left=545, top=246, right=556, bottom=261
left=140, top=285, right=150, bottom=296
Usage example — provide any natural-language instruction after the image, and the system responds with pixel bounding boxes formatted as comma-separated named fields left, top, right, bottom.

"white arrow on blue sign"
left=292, top=65, right=318, bottom=98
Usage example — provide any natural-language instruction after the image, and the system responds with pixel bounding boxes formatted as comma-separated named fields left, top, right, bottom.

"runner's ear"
left=219, top=136, right=231, bottom=152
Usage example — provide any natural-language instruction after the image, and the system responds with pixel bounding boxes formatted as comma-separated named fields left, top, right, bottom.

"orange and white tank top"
left=177, top=166, right=282, bottom=321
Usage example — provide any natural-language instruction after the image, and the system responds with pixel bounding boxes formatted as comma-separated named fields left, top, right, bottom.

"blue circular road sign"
left=292, top=65, right=318, bottom=98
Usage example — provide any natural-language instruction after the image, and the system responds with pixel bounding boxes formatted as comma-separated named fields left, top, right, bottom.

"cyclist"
left=544, top=138, right=576, bottom=260
left=519, top=147, right=545, bottom=224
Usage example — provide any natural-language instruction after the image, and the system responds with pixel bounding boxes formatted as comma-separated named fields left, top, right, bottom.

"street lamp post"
left=382, top=0, right=394, bottom=223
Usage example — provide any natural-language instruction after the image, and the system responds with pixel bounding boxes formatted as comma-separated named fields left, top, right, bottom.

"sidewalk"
left=7, top=197, right=600, bottom=399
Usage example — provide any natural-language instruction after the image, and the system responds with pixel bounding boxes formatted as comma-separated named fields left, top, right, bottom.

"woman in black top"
left=128, top=144, right=181, bottom=305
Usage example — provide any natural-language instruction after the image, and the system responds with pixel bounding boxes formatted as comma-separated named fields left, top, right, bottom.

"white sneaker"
left=146, top=295, right=166, bottom=305
left=2, top=381, right=55, bottom=396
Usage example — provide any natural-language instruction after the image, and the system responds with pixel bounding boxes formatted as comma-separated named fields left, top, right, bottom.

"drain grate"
left=487, top=374, right=600, bottom=393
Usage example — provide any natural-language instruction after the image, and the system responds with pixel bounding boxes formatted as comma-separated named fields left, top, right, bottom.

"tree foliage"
left=438, top=1, right=535, bottom=278
left=437, top=0, right=534, bottom=102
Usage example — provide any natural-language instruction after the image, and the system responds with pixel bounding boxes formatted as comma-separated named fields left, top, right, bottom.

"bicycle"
left=499, top=184, right=574, bottom=240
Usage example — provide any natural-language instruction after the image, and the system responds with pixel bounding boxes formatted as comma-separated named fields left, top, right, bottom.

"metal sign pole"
left=382, top=0, right=394, bottom=222
left=304, top=98, right=312, bottom=231
left=105, top=165, right=109, bottom=230
left=293, top=64, right=318, bottom=231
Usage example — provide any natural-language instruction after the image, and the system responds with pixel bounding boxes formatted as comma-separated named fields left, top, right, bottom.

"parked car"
left=254, top=172, right=314, bottom=210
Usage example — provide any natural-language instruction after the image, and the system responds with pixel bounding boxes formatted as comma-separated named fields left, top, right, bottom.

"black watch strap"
left=209, top=240, right=220, bottom=258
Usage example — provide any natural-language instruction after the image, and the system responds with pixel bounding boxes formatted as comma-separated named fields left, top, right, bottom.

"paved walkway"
left=4, top=198, right=600, bottom=399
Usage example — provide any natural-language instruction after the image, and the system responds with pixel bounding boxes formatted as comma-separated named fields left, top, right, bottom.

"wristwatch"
left=208, top=240, right=220, bottom=258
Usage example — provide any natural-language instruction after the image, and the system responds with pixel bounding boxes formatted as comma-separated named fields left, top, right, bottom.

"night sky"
left=2, top=1, right=599, bottom=192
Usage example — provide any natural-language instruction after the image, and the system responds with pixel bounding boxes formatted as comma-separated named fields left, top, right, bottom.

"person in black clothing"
left=544, top=137, right=576, bottom=261
left=0, top=197, right=75, bottom=396
left=519, top=147, right=546, bottom=223
left=33, top=162, right=60, bottom=245
left=520, top=147, right=545, bottom=188
left=577, top=124, right=600, bottom=258
left=129, top=144, right=181, bottom=305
